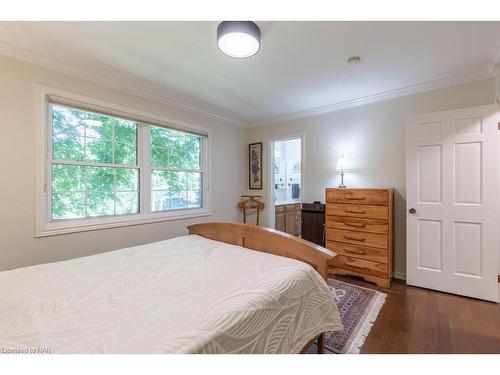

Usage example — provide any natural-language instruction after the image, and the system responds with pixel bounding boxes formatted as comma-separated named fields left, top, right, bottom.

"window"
left=150, top=126, right=203, bottom=212
left=51, top=105, right=140, bottom=219
left=36, top=86, right=210, bottom=236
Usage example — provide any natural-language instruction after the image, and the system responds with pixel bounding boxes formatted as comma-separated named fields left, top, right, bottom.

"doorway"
left=270, top=135, right=303, bottom=235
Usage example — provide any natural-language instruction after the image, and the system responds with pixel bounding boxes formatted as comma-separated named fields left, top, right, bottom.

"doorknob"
left=409, top=208, right=416, bottom=214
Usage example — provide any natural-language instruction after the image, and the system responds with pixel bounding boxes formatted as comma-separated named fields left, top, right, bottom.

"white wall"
left=247, top=79, right=497, bottom=278
left=0, top=54, right=247, bottom=271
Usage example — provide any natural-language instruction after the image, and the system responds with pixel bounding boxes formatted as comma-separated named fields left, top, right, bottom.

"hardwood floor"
left=329, top=276, right=500, bottom=354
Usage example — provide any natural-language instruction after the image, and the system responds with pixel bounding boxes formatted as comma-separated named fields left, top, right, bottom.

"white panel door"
left=407, top=105, right=499, bottom=302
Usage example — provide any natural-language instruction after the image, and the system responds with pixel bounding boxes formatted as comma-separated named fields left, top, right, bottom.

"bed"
left=0, top=222, right=342, bottom=354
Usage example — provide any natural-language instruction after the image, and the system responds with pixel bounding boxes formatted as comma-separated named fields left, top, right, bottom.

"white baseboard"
left=393, top=271, right=406, bottom=281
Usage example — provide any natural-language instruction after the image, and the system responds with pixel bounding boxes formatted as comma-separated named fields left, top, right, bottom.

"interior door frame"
left=267, top=132, right=305, bottom=229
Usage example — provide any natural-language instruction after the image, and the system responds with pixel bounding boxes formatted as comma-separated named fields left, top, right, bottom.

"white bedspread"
left=0, top=235, right=342, bottom=354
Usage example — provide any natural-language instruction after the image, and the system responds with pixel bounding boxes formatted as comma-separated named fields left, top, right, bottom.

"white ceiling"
left=0, top=21, right=499, bottom=127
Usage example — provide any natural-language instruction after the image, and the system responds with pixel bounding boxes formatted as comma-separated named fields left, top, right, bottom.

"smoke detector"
left=347, top=56, right=361, bottom=65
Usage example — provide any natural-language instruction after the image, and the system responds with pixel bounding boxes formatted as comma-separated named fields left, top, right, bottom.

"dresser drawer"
left=326, top=189, right=389, bottom=206
left=275, top=205, right=285, bottom=214
left=326, top=240, right=388, bottom=263
left=285, top=203, right=301, bottom=212
left=325, top=215, right=388, bottom=234
left=326, top=228, right=388, bottom=249
left=326, top=203, right=388, bottom=220
left=330, top=255, right=388, bottom=278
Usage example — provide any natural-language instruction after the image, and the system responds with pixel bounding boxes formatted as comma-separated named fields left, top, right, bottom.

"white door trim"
left=267, top=132, right=305, bottom=228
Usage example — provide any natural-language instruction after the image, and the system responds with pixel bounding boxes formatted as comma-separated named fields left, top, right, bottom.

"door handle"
left=345, top=222, right=366, bottom=228
left=344, top=235, right=366, bottom=242
left=343, top=248, right=366, bottom=255
left=409, top=208, right=416, bottom=214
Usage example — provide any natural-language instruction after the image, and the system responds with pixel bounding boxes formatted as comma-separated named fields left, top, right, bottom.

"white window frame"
left=35, top=85, right=211, bottom=237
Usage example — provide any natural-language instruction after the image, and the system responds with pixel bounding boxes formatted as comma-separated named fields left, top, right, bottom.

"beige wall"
left=246, top=79, right=497, bottom=278
left=0, top=54, right=247, bottom=271
left=0, top=51, right=497, bottom=278
left=496, top=73, right=500, bottom=102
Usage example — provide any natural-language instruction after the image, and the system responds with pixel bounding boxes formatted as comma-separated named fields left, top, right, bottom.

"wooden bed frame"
left=187, top=222, right=337, bottom=354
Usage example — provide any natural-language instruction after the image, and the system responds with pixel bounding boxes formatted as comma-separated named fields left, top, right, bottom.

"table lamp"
left=336, top=155, right=350, bottom=188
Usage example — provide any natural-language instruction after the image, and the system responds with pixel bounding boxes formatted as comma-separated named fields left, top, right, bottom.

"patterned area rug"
left=325, top=278, right=387, bottom=354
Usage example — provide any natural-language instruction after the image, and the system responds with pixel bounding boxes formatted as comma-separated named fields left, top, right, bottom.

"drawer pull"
left=344, top=248, right=365, bottom=255
left=344, top=235, right=366, bottom=242
left=345, top=197, right=366, bottom=201
left=344, top=210, right=366, bottom=214
left=345, top=222, right=366, bottom=228
left=345, top=262, right=370, bottom=271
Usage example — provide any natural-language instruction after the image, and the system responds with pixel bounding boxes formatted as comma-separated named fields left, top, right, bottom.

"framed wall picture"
left=248, top=142, right=263, bottom=190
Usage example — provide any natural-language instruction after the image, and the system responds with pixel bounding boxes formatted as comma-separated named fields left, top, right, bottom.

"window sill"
left=35, top=208, right=211, bottom=237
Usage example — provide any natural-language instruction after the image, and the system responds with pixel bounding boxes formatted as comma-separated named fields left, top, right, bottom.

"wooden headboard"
left=187, top=222, right=336, bottom=279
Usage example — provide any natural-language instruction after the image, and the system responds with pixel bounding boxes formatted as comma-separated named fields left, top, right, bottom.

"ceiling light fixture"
left=347, top=56, right=361, bottom=65
left=217, top=21, right=261, bottom=59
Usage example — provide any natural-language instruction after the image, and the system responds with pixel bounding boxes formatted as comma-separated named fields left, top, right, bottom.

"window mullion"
left=139, top=123, right=151, bottom=215
left=202, top=136, right=209, bottom=206
left=51, top=160, right=140, bottom=169
left=147, top=166, right=202, bottom=173
left=46, top=104, right=53, bottom=223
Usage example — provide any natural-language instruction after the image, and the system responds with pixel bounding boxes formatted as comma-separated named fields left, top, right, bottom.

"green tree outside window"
left=50, top=104, right=203, bottom=220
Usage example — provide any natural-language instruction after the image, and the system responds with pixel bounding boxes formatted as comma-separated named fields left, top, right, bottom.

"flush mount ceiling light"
left=217, top=21, right=261, bottom=59
left=347, top=56, right=361, bottom=65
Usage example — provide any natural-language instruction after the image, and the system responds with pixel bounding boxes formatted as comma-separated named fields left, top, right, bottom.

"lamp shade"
left=217, top=21, right=261, bottom=58
left=336, top=155, right=349, bottom=172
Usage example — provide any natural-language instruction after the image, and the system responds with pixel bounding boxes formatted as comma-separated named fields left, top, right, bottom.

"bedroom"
left=1, top=0, right=499, bottom=373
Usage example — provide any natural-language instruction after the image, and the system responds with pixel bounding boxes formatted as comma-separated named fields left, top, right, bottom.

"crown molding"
left=248, top=68, right=495, bottom=128
left=0, top=41, right=248, bottom=128
left=1, top=37, right=499, bottom=130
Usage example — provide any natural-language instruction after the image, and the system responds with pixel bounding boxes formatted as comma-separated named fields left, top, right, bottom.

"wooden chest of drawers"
left=325, top=188, right=394, bottom=288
